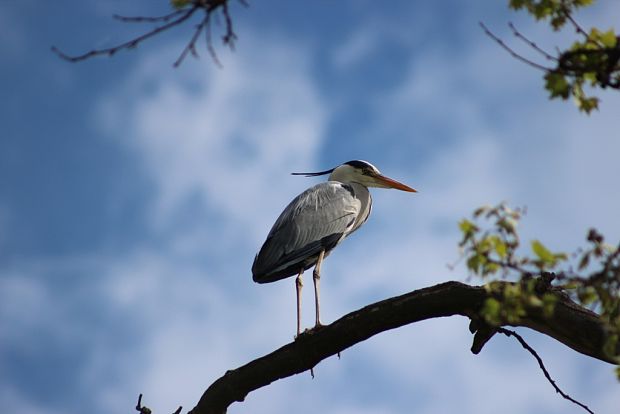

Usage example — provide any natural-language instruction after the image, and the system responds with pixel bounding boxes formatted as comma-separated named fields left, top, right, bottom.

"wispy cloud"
left=97, top=32, right=327, bottom=244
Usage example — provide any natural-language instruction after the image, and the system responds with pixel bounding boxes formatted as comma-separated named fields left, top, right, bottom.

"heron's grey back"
left=252, top=182, right=362, bottom=283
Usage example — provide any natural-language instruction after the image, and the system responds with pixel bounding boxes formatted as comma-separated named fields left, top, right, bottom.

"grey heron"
left=252, top=160, right=416, bottom=337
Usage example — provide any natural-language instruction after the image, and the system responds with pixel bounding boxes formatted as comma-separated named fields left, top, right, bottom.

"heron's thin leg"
left=313, top=250, right=325, bottom=328
left=295, top=268, right=304, bottom=338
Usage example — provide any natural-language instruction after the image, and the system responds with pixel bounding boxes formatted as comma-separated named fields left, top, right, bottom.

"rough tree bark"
left=188, top=281, right=619, bottom=414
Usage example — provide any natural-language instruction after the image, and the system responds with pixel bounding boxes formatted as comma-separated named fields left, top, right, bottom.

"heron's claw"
left=306, top=323, right=325, bottom=334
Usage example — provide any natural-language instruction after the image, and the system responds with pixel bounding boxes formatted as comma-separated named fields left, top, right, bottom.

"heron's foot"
left=305, top=322, right=324, bottom=334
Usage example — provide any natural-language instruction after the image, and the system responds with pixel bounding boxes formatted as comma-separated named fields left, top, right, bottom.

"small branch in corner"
left=136, top=393, right=183, bottom=414
left=136, top=394, right=153, bottom=414
left=497, top=328, right=595, bottom=414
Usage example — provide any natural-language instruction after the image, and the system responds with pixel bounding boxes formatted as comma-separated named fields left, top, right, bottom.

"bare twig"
left=174, top=12, right=211, bottom=67
left=479, top=22, right=552, bottom=72
left=566, top=13, right=588, bottom=38
left=509, top=22, right=557, bottom=62
left=51, top=7, right=199, bottom=62
left=204, top=17, right=223, bottom=67
left=562, top=8, right=597, bottom=44
left=498, top=328, right=595, bottom=414
left=113, top=9, right=186, bottom=23
left=52, top=0, right=244, bottom=67
left=560, top=5, right=612, bottom=52
left=221, top=1, right=237, bottom=47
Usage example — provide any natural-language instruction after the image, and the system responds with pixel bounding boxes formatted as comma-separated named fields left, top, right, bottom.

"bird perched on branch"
left=252, top=160, right=417, bottom=337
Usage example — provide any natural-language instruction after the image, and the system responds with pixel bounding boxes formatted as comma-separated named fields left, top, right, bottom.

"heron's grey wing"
left=252, top=182, right=361, bottom=283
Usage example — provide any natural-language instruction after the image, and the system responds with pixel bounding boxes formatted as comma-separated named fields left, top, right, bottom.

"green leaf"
left=563, top=280, right=580, bottom=290
left=603, top=334, right=618, bottom=359
left=468, top=252, right=492, bottom=275
left=473, top=206, right=490, bottom=218
left=542, top=293, right=557, bottom=318
left=482, top=298, right=502, bottom=326
left=544, top=72, right=570, bottom=99
left=527, top=295, right=543, bottom=307
left=497, top=217, right=518, bottom=234
left=459, top=219, right=478, bottom=235
left=467, top=254, right=482, bottom=274
left=459, top=219, right=479, bottom=247
left=503, top=283, right=522, bottom=299
left=577, top=96, right=599, bottom=114
left=489, top=235, right=508, bottom=259
left=483, top=262, right=500, bottom=275
left=578, top=286, right=598, bottom=306
left=590, top=28, right=618, bottom=48
left=171, top=0, right=191, bottom=9
left=477, top=236, right=494, bottom=254
left=531, top=240, right=555, bottom=265
left=578, top=253, right=590, bottom=270
left=509, top=0, right=526, bottom=10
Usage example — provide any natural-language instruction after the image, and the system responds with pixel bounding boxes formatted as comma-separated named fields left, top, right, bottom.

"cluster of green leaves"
left=171, top=0, right=195, bottom=8
left=480, top=279, right=559, bottom=327
left=459, top=204, right=620, bottom=373
left=509, top=0, right=593, bottom=30
left=459, top=205, right=562, bottom=326
left=459, top=204, right=566, bottom=276
left=545, top=27, right=619, bottom=113
left=509, top=0, right=620, bottom=113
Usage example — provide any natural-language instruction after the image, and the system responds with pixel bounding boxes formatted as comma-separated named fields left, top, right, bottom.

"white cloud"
left=97, top=31, right=327, bottom=246
left=0, top=385, right=62, bottom=414
left=0, top=3, right=28, bottom=58
left=331, top=26, right=383, bottom=69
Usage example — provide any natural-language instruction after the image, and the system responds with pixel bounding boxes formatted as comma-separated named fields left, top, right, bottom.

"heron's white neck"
left=346, top=182, right=372, bottom=235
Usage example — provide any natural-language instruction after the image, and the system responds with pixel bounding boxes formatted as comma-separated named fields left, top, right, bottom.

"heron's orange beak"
left=375, top=174, right=417, bottom=192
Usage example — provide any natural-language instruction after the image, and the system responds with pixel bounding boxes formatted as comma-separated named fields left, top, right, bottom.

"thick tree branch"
left=189, top=281, right=619, bottom=414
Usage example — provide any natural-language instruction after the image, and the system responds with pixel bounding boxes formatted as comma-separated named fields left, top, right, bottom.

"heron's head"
left=293, top=160, right=417, bottom=192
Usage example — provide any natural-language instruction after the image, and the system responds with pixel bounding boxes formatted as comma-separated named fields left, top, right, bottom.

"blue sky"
left=1, top=1, right=619, bottom=413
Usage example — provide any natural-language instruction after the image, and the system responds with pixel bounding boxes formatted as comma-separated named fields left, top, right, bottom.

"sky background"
left=1, top=1, right=619, bottom=413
